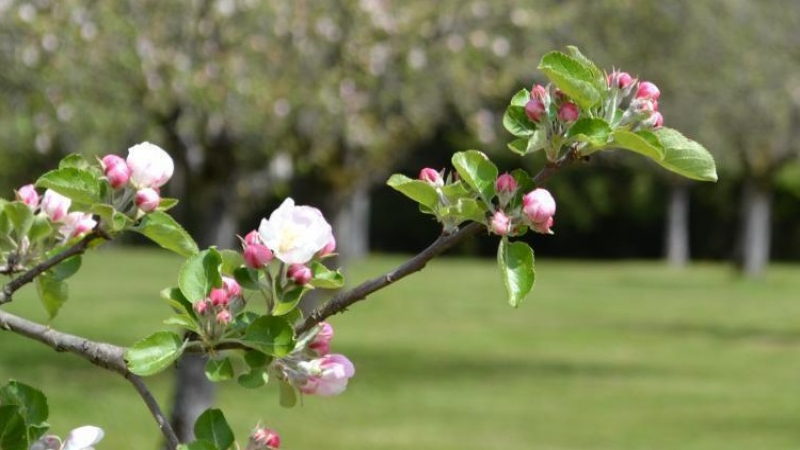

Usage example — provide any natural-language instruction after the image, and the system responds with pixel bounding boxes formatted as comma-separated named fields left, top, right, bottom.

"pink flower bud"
left=309, top=322, right=334, bottom=356
left=250, top=427, right=281, bottom=450
left=531, top=216, right=555, bottom=235
left=300, top=353, right=355, bottom=397
left=287, top=264, right=312, bottom=285
left=194, top=300, right=210, bottom=316
left=244, top=230, right=262, bottom=246
left=318, top=236, right=337, bottom=257
left=530, top=84, right=549, bottom=104
left=102, top=154, right=131, bottom=189
left=15, top=184, right=39, bottom=210
left=209, top=288, right=229, bottom=307
left=59, top=212, right=97, bottom=239
left=608, top=71, right=634, bottom=89
left=644, top=111, right=664, bottom=129
left=244, top=244, right=273, bottom=269
left=127, top=142, right=174, bottom=189
left=490, top=211, right=511, bottom=236
left=524, top=98, right=546, bottom=122
left=495, top=173, right=517, bottom=194
left=636, top=81, right=660, bottom=100
left=558, top=102, right=579, bottom=122
left=222, top=276, right=242, bottom=297
left=216, top=309, right=232, bottom=325
left=135, top=188, right=161, bottom=213
left=41, top=189, right=71, bottom=222
left=418, top=168, right=443, bottom=187
left=522, top=188, right=556, bottom=225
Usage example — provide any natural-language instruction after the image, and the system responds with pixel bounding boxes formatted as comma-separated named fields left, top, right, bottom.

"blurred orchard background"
left=2, top=1, right=800, bottom=449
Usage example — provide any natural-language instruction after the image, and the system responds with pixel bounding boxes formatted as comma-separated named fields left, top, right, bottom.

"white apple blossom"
left=59, top=212, right=97, bottom=239
left=40, top=189, right=72, bottom=222
left=61, top=426, right=104, bottom=450
left=258, top=198, right=333, bottom=265
left=126, top=142, right=174, bottom=189
left=298, top=353, right=355, bottom=397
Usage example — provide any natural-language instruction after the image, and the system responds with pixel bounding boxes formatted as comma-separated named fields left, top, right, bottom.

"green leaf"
left=35, top=274, right=68, bottom=320
left=386, top=174, right=439, bottom=210
left=237, top=369, right=269, bottom=389
left=5, top=202, right=34, bottom=239
left=272, top=286, right=306, bottom=316
left=194, top=409, right=234, bottom=450
left=538, top=51, right=601, bottom=109
left=509, top=88, right=529, bottom=107
left=179, top=249, right=223, bottom=303
left=134, top=211, right=199, bottom=258
left=162, top=287, right=196, bottom=318
left=27, top=215, right=53, bottom=243
left=0, top=381, right=48, bottom=442
left=157, top=198, right=179, bottom=211
left=58, top=154, right=90, bottom=170
left=565, top=45, right=606, bottom=92
left=241, top=316, right=295, bottom=357
left=654, top=127, right=718, bottom=182
left=91, top=204, right=132, bottom=233
left=309, top=261, right=344, bottom=289
left=451, top=150, right=498, bottom=203
left=219, top=250, right=244, bottom=276
left=177, top=441, right=218, bottom=450
left=510, top=169, right=536, bottom=198
left=35, top=167, right=101, bottom=205
left=125, top=331, right=185, bottom=376
left=502, top=105, right=535, bottom=138
left=205, top=357, right=234, bottom=382
left=440, top=181, right=471, bottom=204
left=279, top=380, right=297, bottom=408
left=566, top=118, right=612, bottom=147
left=611, top=130, right=665, bottom=161
left=243, top=350, right=272, bottom=369
left=497, top=238, right=535, bottom=308
left=0, top=405, right=27, bottom=450
left=441, top=198, right=489, bottom=224
left=49, top=256, right=82, bottom=282
left=233, top=267, right=261, bottom=291
left=163, top=315, right=199, bottom=333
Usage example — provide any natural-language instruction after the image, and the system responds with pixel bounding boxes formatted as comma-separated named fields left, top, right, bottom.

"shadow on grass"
left=618, top=322, right=800, bottom=346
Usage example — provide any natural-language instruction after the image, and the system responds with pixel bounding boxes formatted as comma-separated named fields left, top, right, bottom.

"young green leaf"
left=509, top=88, right=529, bottom=107
left=125, top=331, right=185, bottom=376
left=566, top=118, right=612, bottom=147
left=654, top=127, right=718, bottom=182
left=35, top=167, right=101, bottom=205
left=241, top=316, right=295, bottom=357
left=272, top=286, right=306, bottom=317
left=243, top=350, right=272, bottom=369
left=565, top=45, right=607, bottom=93
left=233, top=267, right=262, bottom=291
left=0, top=405, right=28, bottom=450
left=386, top=174, right=439, bottom=210
left=5, top=202, right=34, bottom=239
left=610, top=130, right=665, bottom=161
left=194, top=409, right=235, bottom=450
left=205, top=358, right=234, bottom=382
left=309, top=261, right=345, bottom=289
left=177, top=441, right=217, bottom=450
left=179, top=249, right=224, bottom=303
left=538, top=51, right=601, bottom=109
left=0, top=381, right=49, bottom=442
left=133, top=211, right=199, bottom=258
left=451, top=150, right=498, bottom=203
left=497, top=238, right=535, bottom=308
left=237, top=369, right=269, bottom=389
left=49, top=256, right=82, bottom=282
left=27, top=215, right=53, bottom=243
left=162, top=287, right=196, bottom=318
left=58, top=154, right=90, bottom=170
left=503, top=105, right=535, bottom=138
left=440, top=198, right=489, bottom=224
left=35, top=274, right=68, bottom=320
left=279, top=380, right=297, bottom=408
left=219, top=250, right=244, bottom=276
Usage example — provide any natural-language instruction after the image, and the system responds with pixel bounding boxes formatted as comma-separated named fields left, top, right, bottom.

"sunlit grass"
left=2, top=250, right=800, bottom=449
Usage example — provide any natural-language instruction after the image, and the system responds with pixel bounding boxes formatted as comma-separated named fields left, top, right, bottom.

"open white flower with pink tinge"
left=298, top=353, right=355, bottom=397
left=126, top=142, right=174, bottom=189
left=258, top=198, right=333, bottom=265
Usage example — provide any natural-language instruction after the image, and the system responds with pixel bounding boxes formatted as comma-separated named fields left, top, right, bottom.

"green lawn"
left=2, top=250, right=800, bottom=449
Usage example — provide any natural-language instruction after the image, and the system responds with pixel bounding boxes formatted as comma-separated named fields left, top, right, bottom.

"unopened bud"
left=522, top=188, right=556, bottom=225
left=194, top=300, right=210, bottom=316
left=135, top=188, right=160, bottom=213
left=244, top=244, right=273, bottom=269
left=249, top=427, right=281, bottom=450
left=608, top=70, right=634, bottom=89
left=524, top=98, right=546, bottom=122
left=15, top=184, right=39, bottom=210
left=643, top=111, right=664, bottom=129
left=558, top=102, right=579, bottom=123
left=244, top=230, right=262, bottom=246
left=530, top=84, right=550, bottom=104
left=209, top=288, right=229, bottom=307
left=216, top=309, right=232, bottom=325
left=419, top=168, right=443, bottom=187
left=102, top=154, right=131, bottom=189
left=636, top=81, right=660, bottom=100
left=495, top=173, right=517, bottom=194
left=222, top=276, right=242, bottom=297
left=287, top=264, right=312, bottom=285
left=309, top=322, right=334, bottom=356
left=59, top=212, right=97, bottom=239
left=41, top=189, right=71, bottom=222
left=490, top=211, right=511, bottom=236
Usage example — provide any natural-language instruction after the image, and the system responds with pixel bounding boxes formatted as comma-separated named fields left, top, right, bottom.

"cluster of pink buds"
left=13, top=185, right=97, bottom=241
left=488, top=173, right=556, bottom=237
left=194, top=276, right=244, bottom=334
left=525, top=84, right=580, bottom=125
left=241, top=230, right=274, bottom=269
left=609, top=71, right=663, bottom=129
left=246, top=426, right=281, bottom=450
left=100, top=142, right=174, bottom=214
left=271, top=322, right=355, bottom=398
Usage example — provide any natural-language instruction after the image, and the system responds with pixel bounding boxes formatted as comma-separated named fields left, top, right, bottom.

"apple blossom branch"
left=296, top=145, right=581, bottom=334
left=0, top=307, right=181, bottom=449
left=0, top=230, right=109, bottom=305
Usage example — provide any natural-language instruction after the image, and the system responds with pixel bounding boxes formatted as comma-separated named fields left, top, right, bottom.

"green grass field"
left=2, top=249, right=800, bottom=449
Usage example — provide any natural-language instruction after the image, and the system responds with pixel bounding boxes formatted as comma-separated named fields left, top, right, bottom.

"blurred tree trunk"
left=738, top=179, right=772, bottom=277
left=664, top=182, right=690, bottom=267
left=333, top=185, right=370, bottom=263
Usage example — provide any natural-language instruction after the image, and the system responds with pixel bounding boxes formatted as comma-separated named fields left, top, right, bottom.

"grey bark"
left=664, top=183, right=690, bottom=267
left=169, top=352, right=216, bottom=442
left=739, top=179, right=772, bottom=277
left=333, top=185, right=371, bottom=263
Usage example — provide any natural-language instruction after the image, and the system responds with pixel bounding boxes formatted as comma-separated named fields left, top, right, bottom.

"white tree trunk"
left=740, top=180, right=772, bottom=277
left=333, top=186, right=371, bottom=262
left=664, top=183, right=690, bottom=267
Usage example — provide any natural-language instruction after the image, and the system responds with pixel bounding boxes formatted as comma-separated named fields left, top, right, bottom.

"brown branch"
left=0, top=309, right=180, bottom=449
left=296, top=146, right=580, bottom=334
left=0, top=231, right=109, bottom=305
